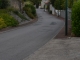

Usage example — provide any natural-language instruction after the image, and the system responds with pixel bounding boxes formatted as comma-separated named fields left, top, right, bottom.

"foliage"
left=0, top=0, right=9, bottom=9
left=25, top=10, right=35, bottom=19
left=68, top=0, right=77, bottom=8
left=13, top=10, right=28, bottom=20
left=23, top=1, right=36, bottom=19
left=0, top=18, right=7, bottom=29
left=7, top=7, right=28, bottom=20
left=27, top=0, right=42, bottom=5
left=71, top=0, right=80, bottom=36
left=54, top=0, right=65, bottom=10
left=52, top=0, right=77, bottom=9
left=50, top=0, right=55, bottom=6
left=0, top=9, right=19, bottom=27
left=18, top=0, right=26, bottom=3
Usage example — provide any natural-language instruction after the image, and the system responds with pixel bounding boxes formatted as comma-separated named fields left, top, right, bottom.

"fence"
left=50, top=4, right=71, bottom=20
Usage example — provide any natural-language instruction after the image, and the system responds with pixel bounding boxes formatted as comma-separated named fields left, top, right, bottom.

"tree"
left=50, top=0, right=55, bottom=6
left=0, top=0, right=9, bottom=9
left=68, top=0, right=77, bottom=8
left=54, top=0, right=65, bottom=10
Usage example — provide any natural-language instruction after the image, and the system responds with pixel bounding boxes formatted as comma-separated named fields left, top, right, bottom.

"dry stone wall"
left=9, top=0, right=20, bottom=10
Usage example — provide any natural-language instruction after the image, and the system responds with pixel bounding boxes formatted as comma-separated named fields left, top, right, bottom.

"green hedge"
left=71, top=0, right=80, bottom=36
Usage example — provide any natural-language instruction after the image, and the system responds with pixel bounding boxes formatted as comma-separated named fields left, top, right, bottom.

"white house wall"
left=41, top=0, right=49, bottom=8
left=49, top=4, right=55, bottom=15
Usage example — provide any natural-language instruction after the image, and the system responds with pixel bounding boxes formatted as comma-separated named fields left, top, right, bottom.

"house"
left=41, top=0, right=50, bottom=8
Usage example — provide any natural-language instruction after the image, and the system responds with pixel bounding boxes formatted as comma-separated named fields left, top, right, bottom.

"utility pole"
left=65, top=0, right=68, bottom=35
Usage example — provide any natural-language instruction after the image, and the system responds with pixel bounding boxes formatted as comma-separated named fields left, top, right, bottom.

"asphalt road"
left=0, top=9, right=64, bottom=60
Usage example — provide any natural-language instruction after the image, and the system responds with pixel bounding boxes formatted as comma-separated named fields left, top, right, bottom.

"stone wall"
left=9, top=0, right=20, bottom=10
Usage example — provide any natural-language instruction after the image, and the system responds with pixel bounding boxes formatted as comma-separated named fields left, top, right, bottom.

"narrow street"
left=0, top=9, right=64, bottom=60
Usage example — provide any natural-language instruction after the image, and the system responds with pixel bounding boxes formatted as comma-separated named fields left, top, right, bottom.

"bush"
left=23, top=7, right=35, bottom=19
left=0, top=0, right=9, bottom=9
left=71, top=0, right=80, bottom=36
left=23, top=1, right=36, bottom=19
left=0, top=9, right=19, bottom=27
left=31, top=5, right=36, bottom=16
left=0, top=13, right=19, bottom=27
left=0, top=18, right=7, bottom=29
left=26, top=11, right=35, bottom=18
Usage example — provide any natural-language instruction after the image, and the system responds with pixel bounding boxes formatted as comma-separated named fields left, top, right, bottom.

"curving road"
left=0, top=9, right=64, bottom=60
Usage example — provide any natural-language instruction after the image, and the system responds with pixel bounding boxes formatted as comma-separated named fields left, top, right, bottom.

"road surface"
left=0, top=9, right=64, bottom=60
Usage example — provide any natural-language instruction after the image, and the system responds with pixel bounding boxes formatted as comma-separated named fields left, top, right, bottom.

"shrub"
left=0, top=9, right=19, bottom=27
left=0, top=18, right=7, bottom=29
left=23, top=7, right=35, bottom=19
left=31, top=5, right=36, bottom=16
left=0, top=13, right=19, bottom=27
left=23, top=1, right=36, bottom=19
left=0, top=0, right=9, bottom=9
left=26, top=0, right=41, bottom=5
left=71, top=0, right=80, bottom=36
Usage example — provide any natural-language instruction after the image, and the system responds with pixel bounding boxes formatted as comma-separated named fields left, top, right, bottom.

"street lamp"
left=65, top=0, right=68, bottom=35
